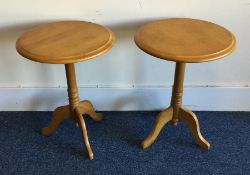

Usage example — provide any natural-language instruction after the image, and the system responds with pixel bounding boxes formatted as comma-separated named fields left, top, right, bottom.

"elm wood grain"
left=135, top=18, right=236, bottom=63
left=135, top=18, right=236, bottom=150
left=16, top=21, right=115, bottom=160
left=16, top=21, right=115, bottom=64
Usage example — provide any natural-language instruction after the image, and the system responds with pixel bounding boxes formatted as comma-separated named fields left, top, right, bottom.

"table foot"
left=142, top=106, right=210, bottom=150
left=142, top=107, right=173, bottom=149
left=75, top=107, right=94, bottom=160
left=41, top=105, right=70, bottom=135
left=79, top=100, right=103, bottom=121
left=179, top=107, right=210, bottom=150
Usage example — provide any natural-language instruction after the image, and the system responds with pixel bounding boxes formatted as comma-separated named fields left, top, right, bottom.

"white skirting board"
left=0, top=87, right=249, bottom=111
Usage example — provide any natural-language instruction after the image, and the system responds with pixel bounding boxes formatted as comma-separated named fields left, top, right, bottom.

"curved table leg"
left=79, top=100, right=103, bottom=121
left=142, top=107, right=173, bottom=149
left=75, top=107, right=94, bottom=160
left=179, top=107, right=210, bottom=150
left=41, top=105, right=70, bottom=135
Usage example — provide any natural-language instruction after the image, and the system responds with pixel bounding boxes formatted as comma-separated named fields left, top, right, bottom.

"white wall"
left=0, top=0, right=249, bottom=111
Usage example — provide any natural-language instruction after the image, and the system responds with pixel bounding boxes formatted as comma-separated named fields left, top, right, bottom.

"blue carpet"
left=0, top=111, right=250, bottom=175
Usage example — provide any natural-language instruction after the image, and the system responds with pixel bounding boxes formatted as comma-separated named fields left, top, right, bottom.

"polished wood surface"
left=16, top=21, right=115, bottom=160
left=16, top=21, right=115, bottom=64
left=135, top=18, right=236, bottom=63
left=142, top=63, right=210, bottom=150
left=137, top=18, right=236, bottom=150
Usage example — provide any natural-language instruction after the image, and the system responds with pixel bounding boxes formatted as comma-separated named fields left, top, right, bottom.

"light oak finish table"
left=135, top=18, right=236, bottom=150
left=16, top=21, right=115, bottom=160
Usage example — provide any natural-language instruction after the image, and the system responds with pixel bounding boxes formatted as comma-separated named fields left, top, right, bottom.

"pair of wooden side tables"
left=16, top=18, right=236, bottom=160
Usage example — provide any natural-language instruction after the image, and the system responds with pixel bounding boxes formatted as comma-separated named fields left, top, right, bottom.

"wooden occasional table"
left=134, top=18, right=236, bottom=150
left=16, top=21, right=115, bottom=160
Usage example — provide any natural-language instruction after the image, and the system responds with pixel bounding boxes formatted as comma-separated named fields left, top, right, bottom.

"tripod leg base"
left=75, top=107, right=94, bottom=160
left=142, top=107, right=173, bottom=149
left=179, top=107, right=210, bottom=150
left=41, top=105, right=70, bottom=135
left=79, top=100, right=103, bottom=121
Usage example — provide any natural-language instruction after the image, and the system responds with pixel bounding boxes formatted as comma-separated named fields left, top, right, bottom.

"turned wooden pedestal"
left=16, top=21, right=115, bottom=159
left=142, top=62, right=210, bottom=149
left=41, top=63, right=103, bottom=160
left=134, top=18, right=236, bottom=149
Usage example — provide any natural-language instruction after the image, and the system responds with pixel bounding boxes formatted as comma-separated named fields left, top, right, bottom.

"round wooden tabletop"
left=134, top=18, right=236, bottom=63
left=16, top=21, right=115, bottom=64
